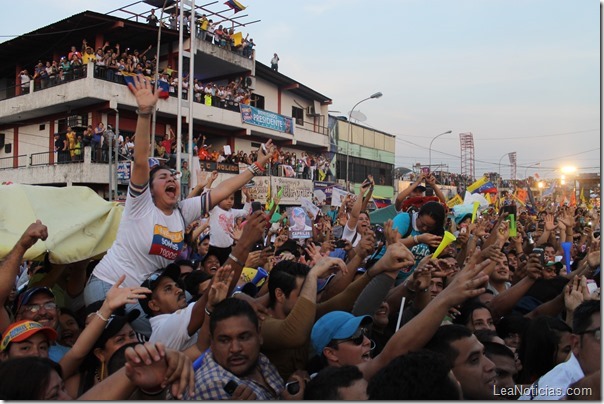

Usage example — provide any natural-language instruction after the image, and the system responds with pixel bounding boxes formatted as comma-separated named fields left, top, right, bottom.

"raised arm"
left=206, top=141, right=272, bottom=210
left=60, top=276, right=150, bottom=379
left=0, top=221, right=48, bottom=333
left=127, top=74, right=161, bottom=187
left=359, top=254, right=491, bottom=380
left=394, top=173, right=425, bottom=211
left=425, top=175, right=446, bottom=204
left=346, top=181, right=372, bottom=232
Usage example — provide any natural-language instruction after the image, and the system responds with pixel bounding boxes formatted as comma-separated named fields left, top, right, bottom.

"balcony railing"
left=1, top=66, right=88, bottom=102
left=0, top=154, right=26, bottom=170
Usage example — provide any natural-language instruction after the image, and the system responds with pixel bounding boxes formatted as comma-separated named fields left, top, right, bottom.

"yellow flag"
left=232, top=32, right=243, bottom=47
left=446, top=194, right=463, bottom=208
left=466, top=176, right=488, bottom=193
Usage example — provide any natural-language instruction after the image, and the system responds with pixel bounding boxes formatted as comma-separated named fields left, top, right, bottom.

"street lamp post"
left=498, top=152, right=511, bottom=190
left=524, top=162, right=541, bottom=179
left=428, top=130, right=452, bottom=171
left=345, top=92, right=383, bottom=190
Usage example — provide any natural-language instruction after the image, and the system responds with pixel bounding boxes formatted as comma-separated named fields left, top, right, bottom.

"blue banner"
left=240, top=104, right=294, bottom=134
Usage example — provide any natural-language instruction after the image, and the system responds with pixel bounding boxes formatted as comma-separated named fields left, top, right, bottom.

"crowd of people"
left=1, top=75, right=600, bottom=400
left=144, top=8, right=256, bottom=59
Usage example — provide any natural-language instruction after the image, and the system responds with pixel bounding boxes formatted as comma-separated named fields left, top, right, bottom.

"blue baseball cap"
left=311, top=311, right=372, bottom=355
left=292, top=207, right=305, bottom=217
left=15, top=287, right=54, bottom=313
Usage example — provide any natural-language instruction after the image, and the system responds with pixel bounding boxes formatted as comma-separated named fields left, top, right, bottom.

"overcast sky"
left=1, top=0, right=600, bottom=179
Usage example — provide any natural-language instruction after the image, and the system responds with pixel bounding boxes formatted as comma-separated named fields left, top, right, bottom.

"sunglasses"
left=332, top=327, right=368, bottom=346
left=21, top=302, right=57, bottom=314
left=578, top=328, right=601, bottom=342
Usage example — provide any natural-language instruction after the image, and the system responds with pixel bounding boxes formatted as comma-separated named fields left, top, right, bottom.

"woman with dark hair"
left=392, top=201, right=446, bottom=283
left=517, top=315, right=573, bottom=384
left=64, top=309, right=140, bottom=398
left=83, top=74, right=273, bottom=334
left=0, top=342, right=195, bottom=400
left=453, top=300, right=495, bottom=332
left=0, top=356, right=71, bottom=400
left=58, top=307, right=83, bottom=347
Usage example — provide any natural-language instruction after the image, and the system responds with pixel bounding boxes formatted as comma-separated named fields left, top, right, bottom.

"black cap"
left=414, top=185, right=427, bottom=193
left=94, top=310, right=140, bottom=349
left=138, top=265, right=181, bottom=316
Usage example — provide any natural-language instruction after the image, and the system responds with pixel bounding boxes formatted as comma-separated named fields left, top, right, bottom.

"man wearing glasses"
left=519, top=300, right=600, bottom=400
left=14, top=287, right=70, bottom=362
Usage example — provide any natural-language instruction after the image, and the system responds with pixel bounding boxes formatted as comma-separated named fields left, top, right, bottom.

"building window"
left=292, top=106, right=303, bottom=126
left=252, top=93, right=265, bottom=109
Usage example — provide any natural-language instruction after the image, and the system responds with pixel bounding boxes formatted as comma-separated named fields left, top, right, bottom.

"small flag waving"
left=466, top=176, right=488, bottom=193
left=473, top=181, right=497, bottom=194
left=224, top=0, right=246, bottom=13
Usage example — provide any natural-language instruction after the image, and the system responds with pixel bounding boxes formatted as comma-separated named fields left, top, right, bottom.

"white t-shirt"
left=92, top=184, right=209, bottom=288
left=208, top=203, right=250, bottom=248
left=518, top=353, right=584, bottom=400
left=342, top=223, right=361, bottom=247
left=149, top=302, right=197, bottom=350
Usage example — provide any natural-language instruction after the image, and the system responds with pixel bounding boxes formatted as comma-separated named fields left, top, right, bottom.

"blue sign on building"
left=240, top=104, right=294, bottom=134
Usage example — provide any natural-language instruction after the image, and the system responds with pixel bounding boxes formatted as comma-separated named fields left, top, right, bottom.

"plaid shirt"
left=183, top=350, right=284, bottom=400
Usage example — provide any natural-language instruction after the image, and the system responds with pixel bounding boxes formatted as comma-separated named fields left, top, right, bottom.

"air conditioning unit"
left=306, top=106, right=316, bottom=115
left=246, top=76, right=256, bottom=90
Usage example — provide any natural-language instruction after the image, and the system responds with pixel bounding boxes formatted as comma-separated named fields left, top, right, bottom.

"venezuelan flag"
left=466, top=176, right=488, bottom=193
left=224, top=0, right=246, bottom=13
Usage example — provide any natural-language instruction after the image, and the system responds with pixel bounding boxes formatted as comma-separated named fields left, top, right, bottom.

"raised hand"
left=564, top=275, right=589, bottom=313
left=255, top=139, right=273, bottom=167
left=309, top=256, right=348, bottom=279
left=525, top=253, right=543, bottom=280
left=18, top=220, right=48, bottom=250
left=106, top=274, right=151, bottom=311
left=544, top=213, right=556, bottom=232
left=372, top=240, right=416, bottom=275
left=383, top=219, right=401, bottom=246
left=304, top=242, right=323, bottom=266
left=127, top=74, right=160, bottom=114
left=124, top=342, right=195, bottom=399
left=238, top=211, right=268, bottom=250
left=436, top=258, right=491, bottom=307
left=207, top=265, right=234, bottom=311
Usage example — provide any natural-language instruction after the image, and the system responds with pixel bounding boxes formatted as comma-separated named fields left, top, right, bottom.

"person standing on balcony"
left=91, top=123, right=104, bottom=162
left=146, top=9, right=158, bottom=26
left=271, top=53, right=279, bottom=72
left=83, top=75, right=273, bottom=336
left=65, top=126, right=76, bottom=162
left=19, top=70, right=31, bottom=94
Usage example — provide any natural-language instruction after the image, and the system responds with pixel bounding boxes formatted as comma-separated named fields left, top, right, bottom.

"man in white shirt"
left=519, top=300, right=600, bottom=400
left=139, top=264, right=208, bottom=352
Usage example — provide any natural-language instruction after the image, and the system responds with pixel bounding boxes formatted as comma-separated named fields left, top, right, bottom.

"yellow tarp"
left=0, top=184, right=123, bottom=264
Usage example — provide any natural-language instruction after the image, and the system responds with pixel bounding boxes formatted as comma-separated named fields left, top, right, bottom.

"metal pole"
left=108, top=129, right=113, bottom=201
left=114, top=108, right=119, bottom=199
left=345, top=92, right=383, bottom=190
left=151, top=0, right=171, bottom=158
left=186, top=0, right=196, bottom=199
left=498, top=152, right=509, bottom=192
left=175, top=1, right=185, bottom=173
left=428, top=130, right=452, bottom=171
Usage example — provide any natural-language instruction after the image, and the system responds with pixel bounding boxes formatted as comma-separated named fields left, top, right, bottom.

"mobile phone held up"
left=251, top=201, right=263, bottom=213
left=223, top=380, right=238, bottom=396
left=285, top=380, right=300, bottom=395
left=533, top=247, right=545, bottom=266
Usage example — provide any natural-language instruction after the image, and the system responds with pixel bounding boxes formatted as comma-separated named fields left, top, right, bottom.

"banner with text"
left=240, top=104, right=294, bottom=134
left=247, top=176, right=313, bottom=205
